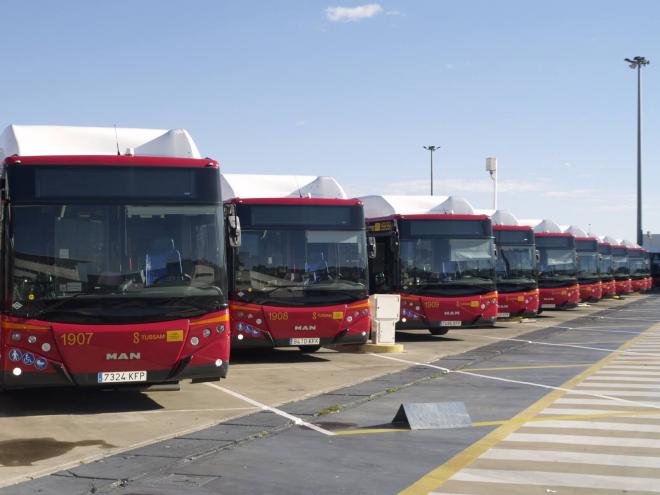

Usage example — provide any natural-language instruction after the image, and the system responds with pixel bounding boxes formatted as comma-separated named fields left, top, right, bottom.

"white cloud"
left=325, top=4, right=383, bottom=22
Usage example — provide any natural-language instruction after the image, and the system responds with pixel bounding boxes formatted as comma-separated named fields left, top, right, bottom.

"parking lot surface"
left=1, top=294, right=657, bottom=494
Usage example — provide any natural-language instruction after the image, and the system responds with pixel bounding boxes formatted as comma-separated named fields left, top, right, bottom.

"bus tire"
left=429, top=328, right=449, bottom=336
left=299, top=345, right=321, bottom=353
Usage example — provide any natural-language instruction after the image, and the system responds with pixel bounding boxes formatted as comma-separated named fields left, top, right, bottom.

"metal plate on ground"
left=392, top=401, right=472, bottom=430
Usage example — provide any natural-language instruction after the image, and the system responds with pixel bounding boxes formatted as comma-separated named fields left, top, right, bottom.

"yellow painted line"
left=333, top=409, right=660, bottom=436
left=398, top=320, right=660, bottom=495
left=464, top=363, right=592, bottom=372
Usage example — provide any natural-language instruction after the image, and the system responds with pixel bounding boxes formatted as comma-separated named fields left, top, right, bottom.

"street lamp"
left=625, top=56, right=650, bottom=246
left=423, top=145, right=440, bottom=195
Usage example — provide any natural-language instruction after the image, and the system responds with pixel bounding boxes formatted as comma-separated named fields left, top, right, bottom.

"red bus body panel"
left=399, top=292, right=498, bottom=329
left=579, top=281, right=603, bottom=302
left=230, top=301, right=370, bottom=348
left=497, top=289, right=539, bottom=318
left=539, top=285, right=580, bottom=310
left=615, top=279, right=633, bottom=295
left=601, top=279, right=616, bottom=297
left=631, top=278, right=647, bottom=292
left=1, top=310, right=230, bottom=389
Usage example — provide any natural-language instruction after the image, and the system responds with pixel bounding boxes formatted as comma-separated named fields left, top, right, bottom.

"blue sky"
left=2, top=0, right=659, bottom=241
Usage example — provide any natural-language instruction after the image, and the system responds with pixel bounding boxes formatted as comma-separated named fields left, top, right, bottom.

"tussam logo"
left=294, top=325, right=316, bottom=331
left=106, top=352, right=141, bottom=361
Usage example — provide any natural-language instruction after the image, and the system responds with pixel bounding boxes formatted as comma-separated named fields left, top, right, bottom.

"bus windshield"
left=232, top=229, right=368, bottom=305
left=612, top=248, right=630, bottom=278
left=399, top=236, right=495, bottom=295
left=536, top=236, right=577, bottom=281
left=495, top=245, right=535, bottom=284
left=629, top=252, right=650, bottom=277
left=230, top=204, right=368, bottom=306
left=577, top=252, right=599, bottom=280
left=10, top=204, right=226, bottom=324
left=494, top=229, right=536, bottom=290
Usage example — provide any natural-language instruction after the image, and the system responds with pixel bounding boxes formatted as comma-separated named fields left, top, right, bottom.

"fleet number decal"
left=269, top=311, right=289, bottom=321
left=60, top=332, right=93, bottom=346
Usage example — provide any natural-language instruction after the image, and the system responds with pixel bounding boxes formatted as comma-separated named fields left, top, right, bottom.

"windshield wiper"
left=25, top=293, right=92, bottom=319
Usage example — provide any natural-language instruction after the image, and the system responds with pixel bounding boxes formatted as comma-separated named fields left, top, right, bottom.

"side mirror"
left=367, top=235, right=377, bottom=259
left=224, top=204, right=242, bottom=248
left=493, top=247, right=498, bottom=258
left=535, top=249, right=541, bottom=262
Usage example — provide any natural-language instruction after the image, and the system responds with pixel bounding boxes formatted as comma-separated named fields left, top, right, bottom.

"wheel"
left=429, top=328, right=449, bottom=336
left=299, top=345, right=321, bottom=353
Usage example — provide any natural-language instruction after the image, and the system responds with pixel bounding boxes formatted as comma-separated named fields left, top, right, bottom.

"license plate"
left=440, top=320, right=462, bottom=327
left=97, top=371, right=147, bottom=383
left=289, top=338, right=320, bottom=346
left=497, top=312, right=510, bottom=318
left=541, top=304, right=556, bottom=309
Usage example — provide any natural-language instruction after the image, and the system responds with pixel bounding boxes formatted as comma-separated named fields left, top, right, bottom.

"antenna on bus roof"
left=113, top=125, right=121, bottom=156
left=294, top=176, right=303, bottom=198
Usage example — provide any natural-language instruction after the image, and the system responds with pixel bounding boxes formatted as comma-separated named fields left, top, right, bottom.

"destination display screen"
left=495, top=229, right=534, bottom=245
left=8, top=165, right=220, bottom=204
left=575, top=239, right=598, bottom=252
left=535, top=236, right=574, bottom=249
left=401, top=219, right=491, bottom=237
left=237, top=204, right=364, bottom=230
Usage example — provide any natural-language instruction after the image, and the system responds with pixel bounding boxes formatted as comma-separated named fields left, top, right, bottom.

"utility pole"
left=625, top=56, right=650, bottom=246
left=423, top=145, right=440, bottom=195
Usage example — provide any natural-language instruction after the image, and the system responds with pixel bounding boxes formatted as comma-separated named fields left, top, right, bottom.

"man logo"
left=293, top=325, right=316, bottom=331
left=106, top=352, right=141, bottom=361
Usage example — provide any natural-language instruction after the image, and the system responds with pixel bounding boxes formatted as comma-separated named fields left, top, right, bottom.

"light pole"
left=625, top=56, right=650, bottom=246
left=423, top=145, right=440, bottom=195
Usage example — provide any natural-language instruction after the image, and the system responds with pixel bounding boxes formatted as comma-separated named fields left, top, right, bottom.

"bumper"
left=232, top=330, right=368, bottom=349
left=1, top=361, right=229, bottom=390
left=396, top=315, right=497, bottom=330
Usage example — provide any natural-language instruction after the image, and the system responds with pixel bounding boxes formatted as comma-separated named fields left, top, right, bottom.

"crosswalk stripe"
left=450, top=468, right=660, bottom=492
left=523, top=420, right=660, bottom=432
left=506, top=432, right=660, bottom=448
left=584, top=375, right=660, bottom=382
left=576, top=382, right=660, bottom=389
left=569, top=389, right=660, bottom=397
left=480, top=447, right=660, bottom=468
left=555, top=398, right=660, bottom=406
left=541, top=407, right=634, bottom=415
left=588, top=370, right=660, bottom=376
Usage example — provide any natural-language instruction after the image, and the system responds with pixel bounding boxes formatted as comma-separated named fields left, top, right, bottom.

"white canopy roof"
left=622, top=239, right=642, bottom=249
left=0, top=125, right=201, bottom=160
left=221, top=174, right=347, bottom=200
left=603, top=235, right=622, bottom=246
left=563, top=225, right=590, bottom=238
left=359, top=195, right=476, bottom=219
left=518, top=218, right=564, bottom=234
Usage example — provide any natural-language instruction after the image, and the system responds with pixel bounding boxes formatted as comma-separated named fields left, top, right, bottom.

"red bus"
left=625, top=242, right=651, bottom=292
left=522, top=219, right=579, bottom=310
left=0, top=126, right=229, bottom=390
left=490, top=211, right=539, bottom=318
left=597, top=240, right=616, bottom=298
left=565, top=226, right=602, bottom=303
left=363, top=196, right=497, bottom=335
left=609, top=239, right=633, bottom=295
left=225, top=193, right=370, bottom=352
